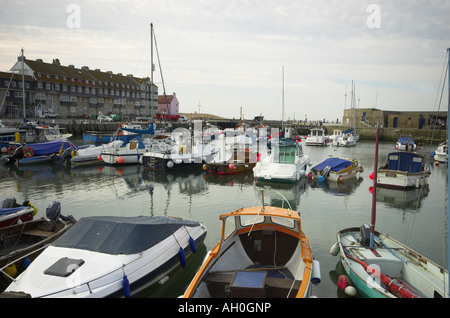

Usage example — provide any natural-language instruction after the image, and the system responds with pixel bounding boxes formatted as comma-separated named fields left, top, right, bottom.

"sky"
left=0, top=0, right=449, bottom=121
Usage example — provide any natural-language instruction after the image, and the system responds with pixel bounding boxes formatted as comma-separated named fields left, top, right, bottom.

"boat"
left=395, top=136, right=417, bottom=152
left=336, top=129, right=357, bottom=147
left=330, top=130, right=343, bottom=146
left=376, top=151, right=430, bottom=188
left=182, top=191, right=321, bottom=298
left=203, top=147, right=257, bottom=175
left=310, top=157, right=363, bottom=182
left=17, top=122, right=72, bottom=143
left=1, top=139, right=77, bottom=165
left=0, top=121, right=25, bottom=152
left=0, top=201, right=76, bottom=292
left=2, top=215, right=206, bottom=298
left=253, top=138, right=311, bottom=183
left=305, top=128, right=329, bottom=146
left=0, top=197, right=37, bottom=228
left=332, top=126, right=448, bottom=298
left=70, top=140, right=124, bottom=166
left=431, top=140, right=448, bottom=164
left=83, top=123, right=146, bottom=144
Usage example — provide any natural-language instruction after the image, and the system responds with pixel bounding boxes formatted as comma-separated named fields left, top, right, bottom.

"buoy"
left=318, top=175, right=324, bottom=182
left=311, top=260, right=321, bottom=285
left=337, top=275, right=349, bottom=291
left=97, top=155, right=102, bottom=161
left=307, top=172, right=313, bottom=179
left=202, top=164, right=207, bottom=170
left=123, top=275, right=130, bottom=298
left=228, top=163, right=235, bottom=170
left=329, top=242, right=339, bottom=256
left=345, top=286, right=357, bottom=297
left=369, top=172, right=374, bottom=180
left=3, top=263, right=17, bottom=278
left=117, top=156, right=125, bottom=164
left=435, top=161, right=439, bottom=166
left=23, top=257, right=31, bottom=269
left=179, top=247, right=186, bottom=268
left=189, top=237, right=197, bottom=253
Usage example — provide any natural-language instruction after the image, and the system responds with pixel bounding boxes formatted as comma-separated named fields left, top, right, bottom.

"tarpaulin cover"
left=312, top=158, right=352, bottom=172
left=52, top=216, right=201, bottom=255
left=387, top=152, right=423, bottom=173
left=29, top=139, right=76, bottom=156
left=397, top=137, right=415, bottom=145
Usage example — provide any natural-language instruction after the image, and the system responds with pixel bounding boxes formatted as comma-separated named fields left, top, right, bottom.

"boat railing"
left=0, top=244, right=48, bottom=282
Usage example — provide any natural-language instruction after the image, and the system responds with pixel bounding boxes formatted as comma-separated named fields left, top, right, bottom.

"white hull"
left=5, top=218, right=207, bottom=298
left=254, top=156, right=311, bottom=183
left=377, top=169, right=429, bottom=188
left=336, top=227, right=448, bottom=298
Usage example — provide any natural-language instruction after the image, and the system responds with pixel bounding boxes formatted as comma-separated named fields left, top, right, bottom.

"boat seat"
left=204, top=271, right=301, bottom=298
left=22, top=229, right=54, bottom=238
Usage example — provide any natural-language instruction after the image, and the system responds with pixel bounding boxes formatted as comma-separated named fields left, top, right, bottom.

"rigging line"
left=152, top=27, right=172, bottom=124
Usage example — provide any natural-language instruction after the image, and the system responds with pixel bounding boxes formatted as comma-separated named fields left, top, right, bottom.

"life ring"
left=179, top=146, right=186, bottom=154
left=7, top=145, right=17, bottom=155
left=23, top=147, right=34, bottom=158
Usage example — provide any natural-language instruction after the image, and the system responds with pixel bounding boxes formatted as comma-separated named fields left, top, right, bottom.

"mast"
left=282, top=65, right=285, bottom=131
left=447, top=47, right=449, bottom=296
left=370, top=121, right=379, bottom=248
left=21, top=48, right=25, bottom=122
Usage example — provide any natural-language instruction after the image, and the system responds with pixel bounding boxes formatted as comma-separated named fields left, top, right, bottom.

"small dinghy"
left=3, top=216, right=206, bottom=298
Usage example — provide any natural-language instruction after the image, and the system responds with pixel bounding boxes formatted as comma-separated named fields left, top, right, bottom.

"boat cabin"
left=271, top=139, right=302, bottom=164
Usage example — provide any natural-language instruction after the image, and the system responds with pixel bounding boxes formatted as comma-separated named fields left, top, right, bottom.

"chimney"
left=52, top=59, right=60, bottom=66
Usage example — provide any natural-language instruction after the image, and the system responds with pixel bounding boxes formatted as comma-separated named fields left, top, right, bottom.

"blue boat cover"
left=312, top=158, right=352, bottom=172
left=29, top=139, right=77, bottom=156
left=0, top=207, right=29, bottom=216
left=387, top=152, right=423, bottom=173
left=52, top=216, right=201, bottom=255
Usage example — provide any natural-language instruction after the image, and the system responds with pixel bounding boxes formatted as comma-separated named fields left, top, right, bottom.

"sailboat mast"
left=282, top=65, right=285, bottom=131
left=21, top=48, right=25, bottom=122
left=370, top=122, right=380, bottom=248
left=447, top=47, right=449, bottom=296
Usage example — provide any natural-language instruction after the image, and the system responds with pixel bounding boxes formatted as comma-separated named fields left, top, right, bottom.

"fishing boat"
left=305, top=128, right=329, bottom=146
left=377, top=151, right=430, bottom=188
left=3, top=215, right=206, bottom=298
left=0, top=197, right=37, bottom=228
left=183, top=192, right=321, bottom=298
left=0, top=201, right=76, bottom=291
left=395, top=136, right=417, bottom=152
left=0, top=121, right=25, bottom=152
left=332, top=126, right=448, bottom=298
left=17, top=122, right=72, bottom=143
left=83, top=123, right=146, bottom=144
left=431, top=141, right=448, bottom=164
left=203, top=147, right=257, bottom=175
left=253, top=138, right=311, bottom=183
left=310, top=157, right=363, bottom=182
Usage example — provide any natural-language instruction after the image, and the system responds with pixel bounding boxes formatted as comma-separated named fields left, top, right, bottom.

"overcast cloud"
left=0, top=0, right=449, bottom=121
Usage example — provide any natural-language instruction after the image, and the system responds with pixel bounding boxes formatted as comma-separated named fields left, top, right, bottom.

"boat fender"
left=179, top=247, right=186, bottom=268
left=3, top=263, right=17, bottom=278
left=345, top=286, right=357, bottom=297
left=311, top=260, right=321, bottom=285
left=329, top=242, right=339, bottom=256
left=29, top=202, right=38, bottom=215
left=23, top=257, right=31, bottom=270
left=123, top=275, right=130, bottom=298
left=202, top=164, right=207, bottom=170
left=337, top=275, right=349, bottom=291
left=189, top=237, right=197, bottom=253
left=117, top=156, right=125, bottom=164
left=318, top=175, right=324, bottom=183
left=167, top=160, right=174, bottom=168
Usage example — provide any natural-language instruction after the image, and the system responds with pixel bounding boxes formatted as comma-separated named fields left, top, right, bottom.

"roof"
left=220, top=205, right=300, bottom=221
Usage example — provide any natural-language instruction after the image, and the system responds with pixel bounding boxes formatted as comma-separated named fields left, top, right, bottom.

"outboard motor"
left=46, top=201, right=76, bottom=231
left=0, top=155, right=15, bottom=165
left=12, top=145, right=25, bottom=161
left=51, top=147, right=74, bottom=165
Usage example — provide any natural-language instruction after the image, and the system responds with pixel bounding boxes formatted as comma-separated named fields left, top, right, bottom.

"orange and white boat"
left=183, top=193, right=321, bottom=298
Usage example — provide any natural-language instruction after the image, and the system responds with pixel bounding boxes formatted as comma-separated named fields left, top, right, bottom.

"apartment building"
left=1, top=55, right=158, bottom=119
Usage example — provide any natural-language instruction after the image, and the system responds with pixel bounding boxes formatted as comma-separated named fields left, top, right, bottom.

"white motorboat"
left=253, top=138, right=311, bottom=183
left=432, top=141, right=447, bottom=163
left=305, top=128, right=329, bottom=146
left=70, top=140, right=124, bottom=166
left=3, top=216, right=207, bottom=298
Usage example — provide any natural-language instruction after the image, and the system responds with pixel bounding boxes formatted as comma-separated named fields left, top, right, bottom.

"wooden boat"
left=183, top=192, right=321, bottom=298
left=332, top=126, right=449, bottom=298
left=3, top=216, right=206, bottom=298
left=377, top=151, right=430, bottom=188
left=253, top=138, right=311, bottom=183
left=310, top=157, right=363, bottom=182
left=0, top=197, right=37, bottom=228
left=0, top=202, right=76, bottom=291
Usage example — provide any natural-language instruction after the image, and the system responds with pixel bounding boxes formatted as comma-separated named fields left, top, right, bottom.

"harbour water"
left=0, top=139, right=447, bottom=298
